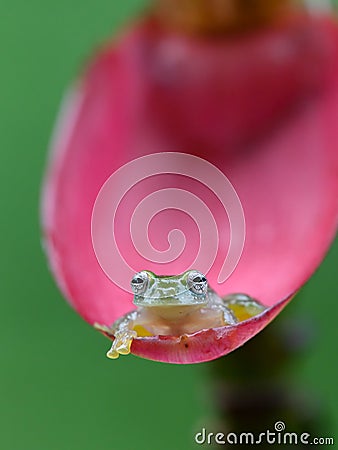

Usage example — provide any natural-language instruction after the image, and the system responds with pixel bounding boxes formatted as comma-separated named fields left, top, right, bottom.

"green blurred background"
left=1, top=1, right=337, bottom=449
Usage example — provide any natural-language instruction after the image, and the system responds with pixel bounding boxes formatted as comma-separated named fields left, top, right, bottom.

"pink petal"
left=41, top=14, right=338, bottom=363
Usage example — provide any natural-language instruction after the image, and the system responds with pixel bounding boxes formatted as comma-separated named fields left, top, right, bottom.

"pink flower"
left=42, top=11, right=338, bottom=363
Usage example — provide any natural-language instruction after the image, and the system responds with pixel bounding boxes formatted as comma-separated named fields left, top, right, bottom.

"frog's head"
left=131, top=270, right=209, bottom=307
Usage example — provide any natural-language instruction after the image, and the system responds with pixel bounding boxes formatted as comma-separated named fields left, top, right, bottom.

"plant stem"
left=152, top=0, right=298, bottom=35
left=207, top=313, right=330, bottom=448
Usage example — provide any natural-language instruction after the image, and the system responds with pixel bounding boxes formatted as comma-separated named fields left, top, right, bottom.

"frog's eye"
left=131, top=271, right=149, bottom=295
left=187, top=271, right=208, bottom=295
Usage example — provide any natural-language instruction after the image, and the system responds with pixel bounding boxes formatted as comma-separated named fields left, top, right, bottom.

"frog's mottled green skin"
left=94, top=270, right=266, bottom=359
left=133, top=271, right=210, bottom=306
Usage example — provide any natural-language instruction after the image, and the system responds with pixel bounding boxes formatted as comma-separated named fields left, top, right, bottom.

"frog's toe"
left=115, top=346, right=130, bottom=356
left=106, top=346, right=120, bottom=359
left=114, top=330, right=137, bottom=355
left=105, top=330, right=137, bottom=359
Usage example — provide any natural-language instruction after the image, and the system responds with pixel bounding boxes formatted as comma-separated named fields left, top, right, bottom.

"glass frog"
left=94, top=270, right=266, bottom=359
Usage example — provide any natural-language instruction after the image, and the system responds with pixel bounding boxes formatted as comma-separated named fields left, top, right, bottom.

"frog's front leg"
left=94, top=311, right=138, bottom=359
left=207, top=290, right=238, bottom=326
left=222, top=293, right=266, bottom=322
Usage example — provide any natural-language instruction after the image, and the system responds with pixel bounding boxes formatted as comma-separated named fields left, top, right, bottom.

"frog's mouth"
left=133, top=294, right=207, bottom=307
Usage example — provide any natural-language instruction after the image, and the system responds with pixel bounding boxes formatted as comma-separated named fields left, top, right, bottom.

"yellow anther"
left=227, top=302, right=265, bottom=322
left=133, top=325, right=153, bottom=337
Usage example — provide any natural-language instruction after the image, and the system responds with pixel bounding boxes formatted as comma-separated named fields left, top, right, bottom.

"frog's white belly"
left=135, top=304, right=227, bottom=336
